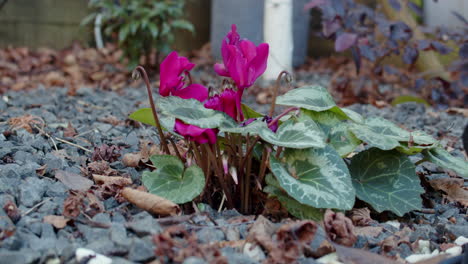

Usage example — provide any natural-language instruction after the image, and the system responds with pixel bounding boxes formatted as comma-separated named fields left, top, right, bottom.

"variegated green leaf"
left=142, top=155, right=205, bottom=204
left=350, top=148, right=423, bottom=216
left=259, top=119, right=326, bottom=149
left=264, top=174, right=324, bottom=220
left=157, top=96, right=237, bottom=129
left=423, top=148, right=468, bottom=178
left=349, top=116, right=411, bottom=150
left=129, top=108, right=156, bottom=126
left=242, top=104, right=264, bottom=119
left=276, top=85, right=342, bottom=112
left=269, top=146, right=355, bottom=210
left=220, top=119, right=267, bottom=135
left=329, top=123, right=362, bottom=157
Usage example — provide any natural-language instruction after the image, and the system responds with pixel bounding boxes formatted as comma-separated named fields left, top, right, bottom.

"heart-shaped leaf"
left=129, top=108, right=176, bottom=133
left=423, top=148, right=468, bottom=178
left=220, top=119, right=267, bottom=135
left=276, top=85, right=342, bottom=112
left=264, top=174, right=324, bottom=220
left=259, top=119, right=326, bottom=149
left=349, top=148, right=423, bottom=216
left=269, top=146, right=355, bottom=210
left=157, top=96, right=237, bottom=129
left=142, top=155, right=205, bottom=204
left=242, top=104, right=264, bottom=119
left=300, top=109, right=361, bottom=156
left=350, top=116, right=437, bottom=151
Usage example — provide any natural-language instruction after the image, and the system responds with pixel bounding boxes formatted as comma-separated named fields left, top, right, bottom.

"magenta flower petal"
left=239, top=40, right=257, bottom=61
left=214, top=63, right=230, bottom=77
left=159, top=51, right=196, bottom=97
left=174, top=119, right=217, bottom=145
left=249, top=43, right=269, bottom=81
left=204, top=89, right=239, bottom=121
left=172, top=84, right=208, bottom=102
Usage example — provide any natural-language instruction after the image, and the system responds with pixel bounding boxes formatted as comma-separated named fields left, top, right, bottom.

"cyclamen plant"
left=130, top=25, right=468, bottom=218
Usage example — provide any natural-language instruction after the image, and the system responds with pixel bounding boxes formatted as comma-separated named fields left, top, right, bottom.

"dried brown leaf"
left=8, top=114, right=44, bottom=133
left=334, top=244, right=398, bottom=264
left=271, top=221, right=318, bottom=263
left=350, top=207, right=375, bottom=226
left=122, top=153, right=142, bottom=168
left=81, top=160, right=118, bottom=178
left=3, top=200, right=20, bottom=223
left=379, top=227, right=412, bottom=252
left=63, top=191, right=84, bottom=218
left=63, top=122, right=77, bottom=138
left=354, top=226, right=384, bottom=238
left=92, top=174, right=132, bottom=186
left=91, top=144, right=121, bottom=162
left=323, top=209, right=357, bottom=247
left=121, top=187, right=180, bottom=216
left=55, top=170, right=93, bottom=191
left=429, top=178, right=468, bottom=206
left=35, top=164, right=47, bottom=176
left=43, top=215, right=69, bottom=229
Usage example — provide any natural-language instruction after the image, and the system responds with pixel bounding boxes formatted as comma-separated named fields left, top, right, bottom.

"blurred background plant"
left=82, top=0, right=194, bottom=69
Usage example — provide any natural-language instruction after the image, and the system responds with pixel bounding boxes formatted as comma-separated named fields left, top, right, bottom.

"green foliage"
left=269, top=146, right=355, bottom=210
left=349, top=148, right=424, bottom=216
left=423, top=148, right=468, bottom=178
left=133, top=84, right=468, bottom=218
left=83, top=0, right=194, bottom=68
left=142, top=155, right=205, bottom=204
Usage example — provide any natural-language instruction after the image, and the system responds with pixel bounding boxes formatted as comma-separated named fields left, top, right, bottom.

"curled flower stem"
left=268, top=107, right=299, bottom=127
left=184, top=70, right=193, bottom=85
left=134, top=66, right=170, bottom=154
left=269, top=70, right=292, bottom=117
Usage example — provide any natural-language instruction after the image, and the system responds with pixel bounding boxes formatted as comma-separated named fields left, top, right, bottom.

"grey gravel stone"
left=44, top=152, right=68, bottom=173
left=0, top=249, right=40, bottom=264
left=126, top=212, right=162, bottom=236
left=444, top=225, right=468, bottom=238
left=127, top=237, right=155, bottom=262
left=183, top=257, right=208, bottom=264
left=197, top=228, right=226, bottom=244
left=19, top=177, right=47, bottom=207
left=76, top=223, right=110, bottom=243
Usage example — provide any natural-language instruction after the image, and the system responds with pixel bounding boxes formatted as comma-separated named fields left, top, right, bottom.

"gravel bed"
left=0, top=79, right=467, bottom=264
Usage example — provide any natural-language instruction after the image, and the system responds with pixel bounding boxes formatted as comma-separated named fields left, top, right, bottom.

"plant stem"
left=258, top=147, right=270, bottom=187
left=269, top=70, right=291, bottom=117
left=168, top=136, right=184, bottom=162
left=268, top=107, right=299, bottom=127
left=204, top=144, right=233, bottom=208
left=134, top=66, right=170, bottom=154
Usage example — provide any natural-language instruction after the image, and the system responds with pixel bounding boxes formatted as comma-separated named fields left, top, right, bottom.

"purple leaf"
left=304, top=0, right=327, bottom=11
left=335, top=33, right=358, bottom=52
left=351, top=46, right=361, bottom=74
left=388, top=0, right=401, bottom=11
left=403, top=45, right=419, bottom=65
left=323, top=19, right=341, bottom=38
left=389, top=22, right=412, bottom=42
left=451, top=11, right=468, bottom=25
left=460, top=43, right=468, bottom=60
left=431, top=41, right=452, bottom=55
left=407, top=2, right=423, bottom=17
left=359, top=45, right=376, bottom=61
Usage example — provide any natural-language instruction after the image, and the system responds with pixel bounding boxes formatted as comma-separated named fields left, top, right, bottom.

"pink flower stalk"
left=159, top=51, right=208, bottom=102
left=214, top=25, right=269, bottom=120
left=204, top=89, right=239, bottom=121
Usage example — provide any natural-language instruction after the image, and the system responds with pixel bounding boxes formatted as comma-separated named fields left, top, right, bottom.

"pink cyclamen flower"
left=174, top=120, right=218, bottom=145
left=159, top=51, right=208, bottom=102
left=204, top=89, right=239, bottom=121
left=214, top=25, right=269, bottom=89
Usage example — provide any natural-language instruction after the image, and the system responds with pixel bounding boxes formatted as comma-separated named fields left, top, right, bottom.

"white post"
left=263, top=0, right=293, bottom=81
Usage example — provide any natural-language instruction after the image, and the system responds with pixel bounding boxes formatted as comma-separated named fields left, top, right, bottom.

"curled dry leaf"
left=63, top=191, right=84, bottom=218
left=349, top=207, right=375, bottom=226
left=43, top=215, right=69, bottom=229
left=379, top=226, right=412, bottom=252
left=428, top=178, right=468, bottom=207
left=3, top=200, right=21, bottom=223
left=91, top=144, right=121, bottom=163
left=55, top=170, right=93, bottom=191
left=323, top=209, right=357, bottom=247
left=121, top=187, right=180, bottom=216
left=85, top=191, right=105, bottom=217
left=92, top=174, right=132, bottom=186
left=122, top=153, right=142, bottom=168
left=63, top=122, right=77, bottom=138
left=81, top=160, right=118, bottom=178
left=271, top=220, right=318, bottom=263
left=8, top=114, right=44, bottom=133
left=35, top=164, right=47, bottom=177
left=98, top=115, right=122, bottom=126
left=334, top=244, right=398, bottom=264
